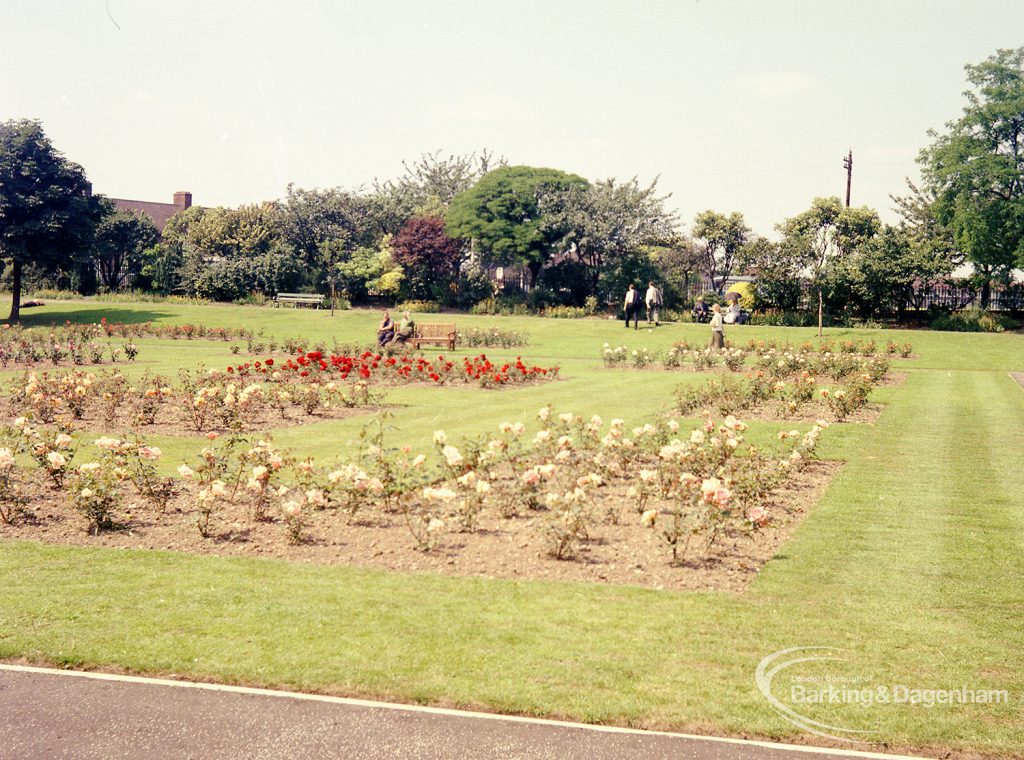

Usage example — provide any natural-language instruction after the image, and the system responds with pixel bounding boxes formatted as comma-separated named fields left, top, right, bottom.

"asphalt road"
left=0, top=666, right=927, bottom=760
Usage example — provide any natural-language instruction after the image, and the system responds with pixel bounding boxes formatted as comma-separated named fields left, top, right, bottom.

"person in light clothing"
left=709, top=303, right=725, bottom=350
left=645, top=281, right=662, bottom=326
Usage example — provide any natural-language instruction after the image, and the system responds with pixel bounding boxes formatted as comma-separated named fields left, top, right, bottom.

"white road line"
left=0, top=664, right=931, bottom=759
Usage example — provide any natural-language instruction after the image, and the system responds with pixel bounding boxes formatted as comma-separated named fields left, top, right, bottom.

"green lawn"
left=2, top=297, right=1023, bottom=756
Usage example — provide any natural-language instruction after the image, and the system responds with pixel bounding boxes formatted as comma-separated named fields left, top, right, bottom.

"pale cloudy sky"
left=2, top=0, right=1019, bottom=237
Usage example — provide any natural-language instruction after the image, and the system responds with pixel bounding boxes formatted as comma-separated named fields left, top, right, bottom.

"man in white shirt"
left=623, top=284, right=641, bottom=329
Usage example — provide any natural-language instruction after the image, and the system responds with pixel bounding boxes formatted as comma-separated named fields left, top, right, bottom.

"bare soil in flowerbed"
left=704, top=400, right=884, bottom=425
left=683, top=372, right=907, bottom=425
left=30, top=404, right=382, bottom=437
left=1, top=460, right=839, bottom=592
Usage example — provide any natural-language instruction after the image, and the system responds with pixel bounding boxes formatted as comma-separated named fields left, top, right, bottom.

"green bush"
left=432, top=267, right=492, bottom=309
left=20, top=289, right=212, bottom=305
left=234, top=292, right=271, bottom=306
left=459, top=327, right=529, bottom=348
left=527, top=287, right=558, bottom=311
left=929, top=307, right=1019, bottom=333
left=748, top=309, right=849, bottom=328
left=470, top=298, right=530, bottom=316
left=543, top=305, right=588, bottom=319
left=395, top=300, right=441, bottom=313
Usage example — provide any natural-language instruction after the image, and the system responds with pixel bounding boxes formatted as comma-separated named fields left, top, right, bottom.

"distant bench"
left=412, top=323, right=457, bottom=351
left=274, top=293, right=325, bottom=309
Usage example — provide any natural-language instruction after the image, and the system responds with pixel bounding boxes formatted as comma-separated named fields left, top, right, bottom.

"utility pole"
left=843, top=149, right=853, bottom=207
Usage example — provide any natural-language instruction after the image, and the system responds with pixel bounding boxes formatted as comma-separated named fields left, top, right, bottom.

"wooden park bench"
left=274, top=293, right=325, bottom=309
left=412, top=323, right=458, bottom=351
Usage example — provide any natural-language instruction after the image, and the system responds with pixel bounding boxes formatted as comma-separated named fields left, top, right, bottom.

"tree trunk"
left=980, top=279, right=991, bottom=310
left=528, top=261, right=541, bottom=290
left=817, top=288, right=823, bottom=338
left=8, top=259, right=22, bottom=323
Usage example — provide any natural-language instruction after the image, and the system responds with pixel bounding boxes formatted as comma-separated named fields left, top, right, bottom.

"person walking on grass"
left=645, top=281, right=662, bottom=326
left=709, top=303, right=725, bottom=350
left=623, top=284, right=640, bottom=329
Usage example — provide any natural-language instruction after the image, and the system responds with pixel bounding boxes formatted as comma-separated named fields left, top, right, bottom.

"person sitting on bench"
left=391, top=311, right=416, bottom=345
left=692, top=297, right=709, bottom=323
left=377, top=311, right=395, bottom=347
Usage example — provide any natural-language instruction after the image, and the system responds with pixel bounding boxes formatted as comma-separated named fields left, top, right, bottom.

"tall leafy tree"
left=0, top=119, right=98, bottom=321
left=279, top=184, right=382, bottom=262
left=91, top=205, right=160, bottom=290
left=374, top=150, right=504, bottom=225
left=917, top=47, right=1024, bottom=307
left=890, top=179, right=961, bottom=308
left=738, top=237, right=805, bottom=311
left=162, top=203, right=303, bottom=300
left=446, top=165, right=588, bottom=287
left=692, top=210, right=750, bottom=294
left=836, top=226, right=909, bottom=317
left=778, top=196, right=880, bottom=335
left=649, top=234, right=703, bottom=306
left=539, top=177, right=678, bottom=296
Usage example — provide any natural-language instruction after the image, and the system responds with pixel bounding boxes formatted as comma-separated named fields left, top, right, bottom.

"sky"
left=2, top=0, right=1020, bottom=238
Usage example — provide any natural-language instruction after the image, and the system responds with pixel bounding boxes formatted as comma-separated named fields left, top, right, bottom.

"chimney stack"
left=173, top=191, right=193, bottom=209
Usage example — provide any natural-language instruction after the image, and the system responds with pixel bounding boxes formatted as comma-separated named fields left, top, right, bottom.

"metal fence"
left=683, top=278, right=1023, bottom=312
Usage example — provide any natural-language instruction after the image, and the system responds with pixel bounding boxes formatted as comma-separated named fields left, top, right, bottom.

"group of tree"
left=2, top=46, right=1022, bottom=322
left=743, top=47, right=1024, bottom=328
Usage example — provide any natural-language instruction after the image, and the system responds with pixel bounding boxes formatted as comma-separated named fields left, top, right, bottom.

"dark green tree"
left=0, top=119, right=98, bottom=321
left=839, top=226, right=920, bottom=317
left=162, top=203, right=303, bottom=301
left=649, top=234, right=703, bottom=308
left=738, top=237, right=805, bottom=311
left=778, top=197, right=880, bottom=334
left=539, top=176, right=678, bottom=296
left=279, top=184, right=383, bottom=263
left=445, top=165, right=588, bottom=287
left=917, top=47, right=1024, bottom=307
left=890, top=179, right=961, bottom=309
left=91, top=205, right=160, bottom=290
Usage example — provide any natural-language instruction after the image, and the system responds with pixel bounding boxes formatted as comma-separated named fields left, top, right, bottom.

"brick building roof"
left=109, top=191, right=192, bottom=232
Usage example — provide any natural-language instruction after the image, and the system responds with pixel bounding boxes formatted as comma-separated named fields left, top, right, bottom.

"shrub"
left=748, top=310, right=847, bottom=327
left=234, top=292, right=271, bottom=306
left=691, top=349, right=717, bottom=371
left=630, top=347, right=653, bottom=368
left=460, top=327, right=529, bottom=348
left=67, top=460, right=124, bottom=534
left=602, top=343, right=628, bottom=366
left=723, top=349, right=746, bottom=372
left=434, top=267, right=493, bottom=309
left=0, top=447, right=27, bottom=524
left=544, top=305, right=588, bottom=319
left=395, top=300, right=441, bottom=313
left=929, top=308, right=1019, bottom=333
left=469, top=298, right=530, bottom=316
